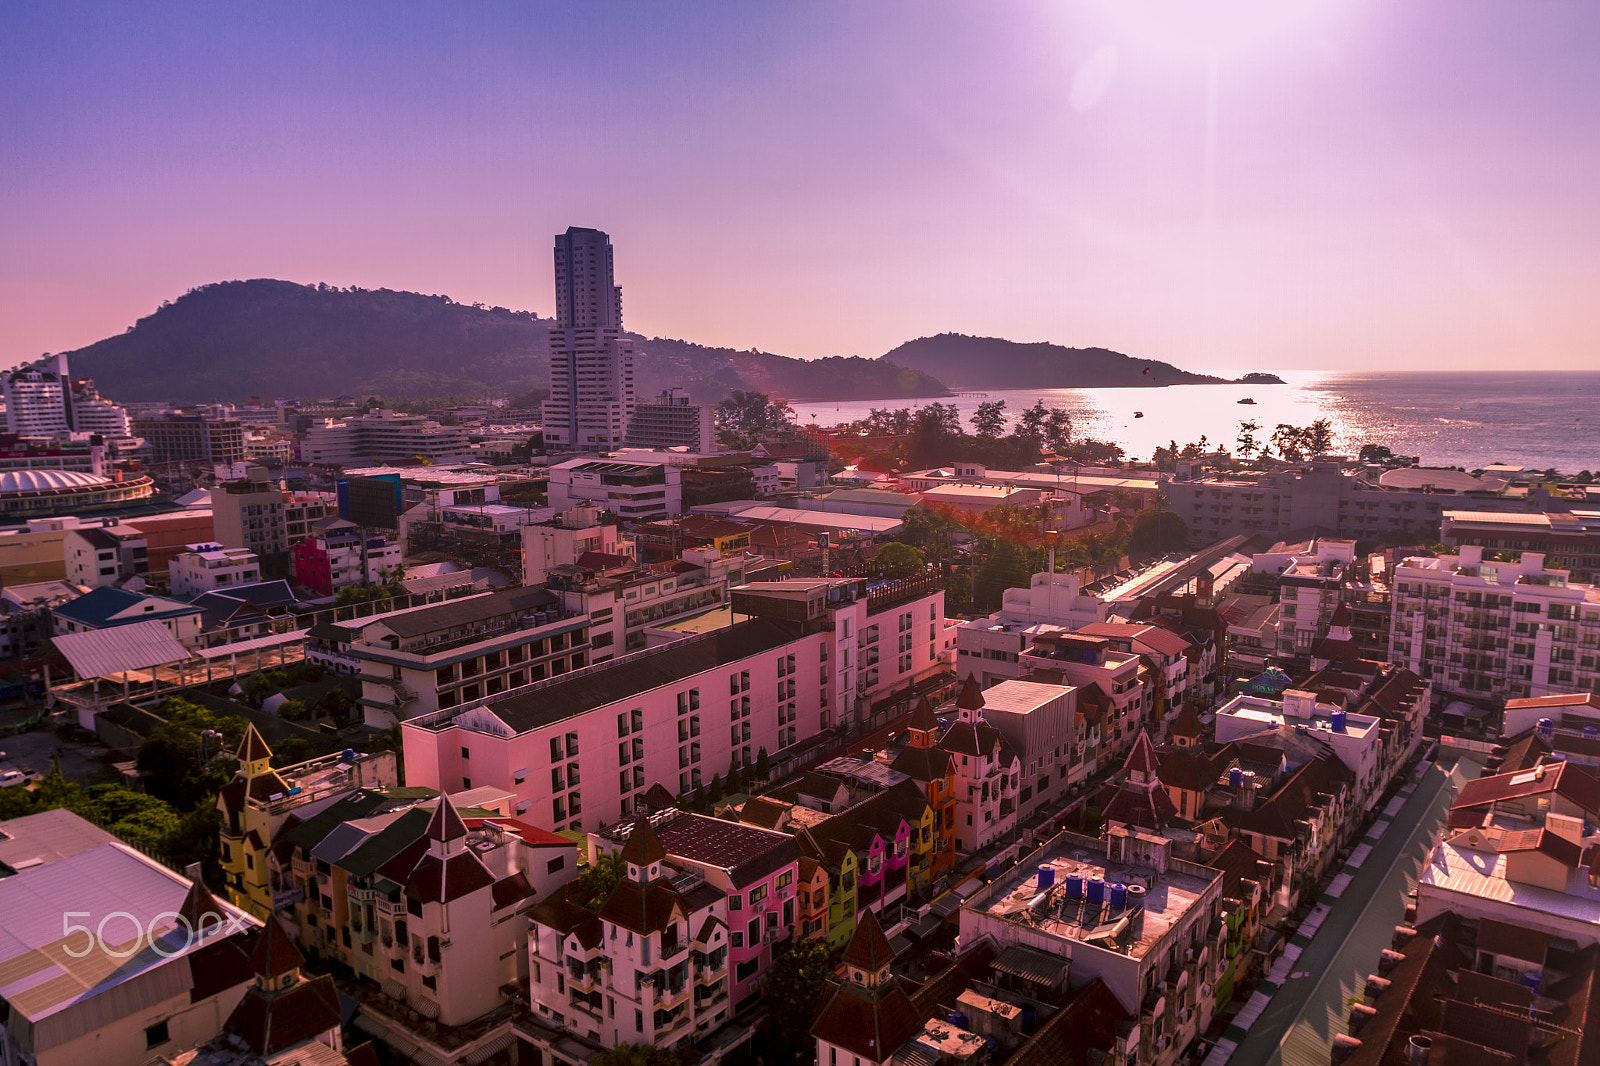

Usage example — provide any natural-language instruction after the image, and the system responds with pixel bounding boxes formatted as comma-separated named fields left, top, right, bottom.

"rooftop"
left=418, top=619, right=806, bottom=735
left=967, top=830, right=1219, bottom=961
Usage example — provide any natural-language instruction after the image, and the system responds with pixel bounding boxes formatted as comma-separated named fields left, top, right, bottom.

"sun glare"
left=1091, top=0, right=1336, bottom=60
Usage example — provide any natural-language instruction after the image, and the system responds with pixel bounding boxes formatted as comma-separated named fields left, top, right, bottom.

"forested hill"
left=880, top=333, right=1282, bottom=389
left=66, top=281, right=551, bottom=401
left=61, top=279, right=952, bottom=403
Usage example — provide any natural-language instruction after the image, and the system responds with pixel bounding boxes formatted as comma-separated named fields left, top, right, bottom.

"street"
left=1221, top=753, right=1473, bottom=1066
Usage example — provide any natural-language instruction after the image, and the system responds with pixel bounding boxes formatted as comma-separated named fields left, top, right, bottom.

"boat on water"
left=1237, top=397, right=1257, bottom=405
left=1133, top=411, right=1144, bottom=418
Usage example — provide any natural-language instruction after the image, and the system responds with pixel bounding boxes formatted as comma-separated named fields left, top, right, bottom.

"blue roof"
left=189, top=581, right=305, bottom=627
left=51, top=586, right=204, bottom=629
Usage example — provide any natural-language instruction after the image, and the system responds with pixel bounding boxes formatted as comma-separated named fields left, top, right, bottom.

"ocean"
left=787, top=371, right=1600, bottom=473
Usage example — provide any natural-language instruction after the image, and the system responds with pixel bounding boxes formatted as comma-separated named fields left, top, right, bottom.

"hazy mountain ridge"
left=881, top=333, right=1282, bottom=389
left=61, top=280, right=951, bottom=404
left=58, top=281, right=1267, bottom=405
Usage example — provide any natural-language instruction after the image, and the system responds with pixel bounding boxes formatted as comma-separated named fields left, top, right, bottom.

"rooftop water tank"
left=1229, top=767, right=1243, bottom=787
left=1063, top=875, right=1083, bottom=899
left=1087, top=877, right=1105, bottom=905
left=1037, top=865, right=1055, bottom=890
left=1109, top=883, right=1127, bottom=912
left=1539, top=718, right=1557, bottom=742
left=1331, top=710, right=1347, bottom=734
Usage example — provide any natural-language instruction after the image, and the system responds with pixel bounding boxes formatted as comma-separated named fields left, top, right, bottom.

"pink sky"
left=4, top=1, right=1598, bottom=375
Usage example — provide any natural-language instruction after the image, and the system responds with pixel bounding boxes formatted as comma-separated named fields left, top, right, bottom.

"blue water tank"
left=1228, top=767, right=1243, bottom=787
left=1063, top=875, right=1083, bottom=899
left=948, top=1012, right=969, bottom=1029
left=1020, top=1004, right=1038, bottom=1034
left=1586, top=726, right=1598, bottom=738
left=1524, top=972, right=1543, bottom=995
left=1331, top=710, right=1347, bottom=734
left=1539, top=718, right=1557, bottom=742
left=1110, top=883, right=1127, bottom=911
left=1037, top=865, right=1055, bottom=890
left=1087, top=877, right=1105, bottom=905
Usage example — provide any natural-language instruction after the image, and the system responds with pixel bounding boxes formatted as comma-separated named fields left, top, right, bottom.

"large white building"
left=548, top=455, right=684, bottom=521
left=1389, top=544, right=1600, bottom=704
left=1, top=353, right=130, bottom=437
left=626, top=388, right=716, bottom=452
left=543, top=227, right=636, bottom=453
left=301, top=410, right=471, bottom=466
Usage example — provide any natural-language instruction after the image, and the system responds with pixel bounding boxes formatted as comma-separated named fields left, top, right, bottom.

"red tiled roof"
left=406, top=850, right=496, bottom=904
left=1453, top=761, right=1600, bottom=818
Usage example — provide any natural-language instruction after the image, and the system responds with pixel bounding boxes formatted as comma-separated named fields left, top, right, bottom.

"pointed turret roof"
left=908, top=696, right=939, bottom=736
left=1328, top=602, right=1352, bottom=629
left=620, top=814, right=667, bottom=868
left=249, top=914, right=303, bottom=982
left=955, top=675, right=984, bottom=711
left=1125, top=730, right=1161, bottom=778
left=1171, top=703, right=1203, bottom=741
left=237, top=723, right=272, bottom=765
left=426, top=798, right=469, bottom=844
left=843, top=907, right=895, bottom=973
left=178, top=878, right=230, bottom=932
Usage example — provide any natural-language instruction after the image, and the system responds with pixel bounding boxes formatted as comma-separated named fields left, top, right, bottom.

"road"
left=1224, top=754, right=1474, bottom=1066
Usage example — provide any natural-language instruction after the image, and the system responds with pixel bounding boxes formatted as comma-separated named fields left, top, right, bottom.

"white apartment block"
left=402, top=577, right=946, bottom=835
left=960, top=828, right=1225, bottom=1066
left=543, top=227, right=636, bottom=453
left=344, top=586, right=591, bottom=727
left=548, top=456, right=683, bottom=521
left=1389, top=544, right=1600, bottom=704
left=1251, top=538, right=1355, bottom=659
left=521, top=505, right=629, bottom=586
left=62, top=522, right=149, bottom=587
left=169, top=543, right=262, bottom=597
left=956, top=569, right=1112, bottom=684
left=301, top=410, right=471, bottom=466
left=1213, top=688, right=1389, bottom=807
left=626, top=389, right=716, bottom=453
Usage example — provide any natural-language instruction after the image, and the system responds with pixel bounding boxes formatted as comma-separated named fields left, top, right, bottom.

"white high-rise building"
left=1, top=353, right=131, bottom=438
left=542, top=227, right=636, bottom=453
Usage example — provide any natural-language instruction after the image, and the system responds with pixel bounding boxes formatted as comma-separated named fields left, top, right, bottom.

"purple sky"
left=4, top=1, right=1598, bottom=375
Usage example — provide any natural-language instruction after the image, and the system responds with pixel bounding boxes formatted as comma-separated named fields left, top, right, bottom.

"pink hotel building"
left=402, top=576, right=947, bottom=834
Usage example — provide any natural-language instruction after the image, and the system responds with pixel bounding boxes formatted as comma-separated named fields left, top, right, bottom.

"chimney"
left=1331, top=1035, right=1363, bottom=1066
left=1364, top=974, right=1391, bottom=1001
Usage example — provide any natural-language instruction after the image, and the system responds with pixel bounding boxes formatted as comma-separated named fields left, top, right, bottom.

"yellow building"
left=217, top=724, right=401, bottom=919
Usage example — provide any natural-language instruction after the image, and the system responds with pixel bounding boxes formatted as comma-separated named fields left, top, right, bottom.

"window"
left=547, top=855, right=566, bottom=875
left=460, top=746, right=470, bottom=759
left=145, top=1021, right=170, bottom=1049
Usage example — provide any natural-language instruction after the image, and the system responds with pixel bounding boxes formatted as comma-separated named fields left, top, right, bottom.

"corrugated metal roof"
left=0, top=842, right=252, bottom=1029
left=190, top=629, right=306, bottom=660
left=51, top=620, right=191, bottom=678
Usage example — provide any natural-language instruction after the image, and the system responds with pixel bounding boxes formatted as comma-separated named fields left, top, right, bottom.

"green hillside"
left=881, top=333, right=1281, bottom=389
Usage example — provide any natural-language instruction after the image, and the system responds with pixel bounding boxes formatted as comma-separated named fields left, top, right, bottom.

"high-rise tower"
left=542, top=227, right=636, bottom=453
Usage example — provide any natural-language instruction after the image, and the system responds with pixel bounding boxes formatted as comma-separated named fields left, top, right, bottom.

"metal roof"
left=51, top=619, right=192, bottom=678
left=0, top=842, right=253, bottom=1032
left=0, top=809, right=118, bottom=873
left=190, top=630, right=307, bottom=660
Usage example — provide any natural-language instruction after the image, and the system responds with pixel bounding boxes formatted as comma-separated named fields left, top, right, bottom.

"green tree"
left=1271, top=423, right=1307, bottom=462
left=754, top=747, right=771, bottom=783
left=707, top=773, right=724, bottom=804
left=761, top=937, right=837, bottom=1047
left=1235, top=420, right=1260, bottom=460
left=873, top=542, right=926, bottom=579
left=1012, top=400, right=1050, bottom=440
left=277, top=699, right=312, bottom=722
left=1128, top=507, right=1188, bottom=555
left=1304, top=419, right=1334, bottom=455
left=572, top=852, right=627, bottom=912
left=969, top=399, right=1007, bottom=437
left=593, top=1045, right=683, bottom=1066
left=716, top=390, right=796, bottom=449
